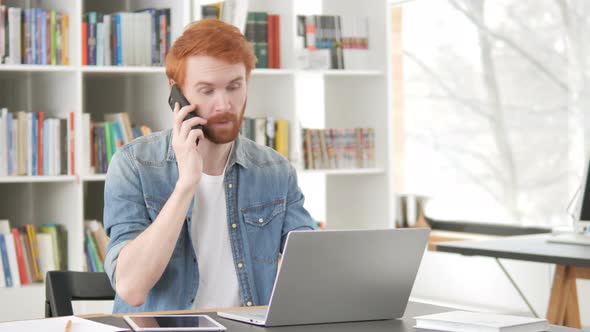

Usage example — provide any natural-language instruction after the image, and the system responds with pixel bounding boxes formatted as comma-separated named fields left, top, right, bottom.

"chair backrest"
left=45, top=271, right=115, bottom=317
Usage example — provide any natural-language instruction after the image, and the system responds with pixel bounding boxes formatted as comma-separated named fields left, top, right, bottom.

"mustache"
left=206, top=112, right=237, bottom=123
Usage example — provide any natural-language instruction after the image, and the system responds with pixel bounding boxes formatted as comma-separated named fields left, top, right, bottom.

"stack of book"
left=84, top=220, right=109, bottom=273
left=295, top=15, right=369, bottom=70
left=302, top=127, right=375, bottom=170
left=0, top=6, right=70, bottom=65
left=244, top=12, right=281, bottom=69
left=0, top=109, right=76, bottom=176
left=81, top=112, right=153, bottom=174
left=0, top=220, right=68, bottom=287
left=82, top=9, right=171, bottom=66
left=240, top=117, right=289, bottom=158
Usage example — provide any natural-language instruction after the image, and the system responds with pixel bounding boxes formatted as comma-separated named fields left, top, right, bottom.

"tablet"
left=123, top=314, right=226, bottom=331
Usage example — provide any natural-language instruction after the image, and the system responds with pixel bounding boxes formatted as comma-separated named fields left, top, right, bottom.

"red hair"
left=165, top=19, right=257, bottom=87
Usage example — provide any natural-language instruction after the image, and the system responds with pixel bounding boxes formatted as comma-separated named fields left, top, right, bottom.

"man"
left=103, top=19, right=315, bottom=313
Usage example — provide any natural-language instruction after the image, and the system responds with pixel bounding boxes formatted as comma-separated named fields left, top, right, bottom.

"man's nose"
left=213, top=91, right=231, bottom=111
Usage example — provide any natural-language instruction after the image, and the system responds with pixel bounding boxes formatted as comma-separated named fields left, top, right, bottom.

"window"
left=393, top=0, right=590, bottom=227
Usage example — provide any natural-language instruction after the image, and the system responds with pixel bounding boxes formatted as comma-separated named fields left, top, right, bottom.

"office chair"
left=45, top=271, right=115, bottom=317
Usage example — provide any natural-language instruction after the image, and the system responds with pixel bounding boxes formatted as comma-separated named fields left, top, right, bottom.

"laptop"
left=548, top=159, right=590, bottom=246
left=217, top=228, right=430, bottom=326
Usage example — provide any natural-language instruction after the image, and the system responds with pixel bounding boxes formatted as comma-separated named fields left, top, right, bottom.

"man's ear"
left=169, top=79, right=176, bottom=87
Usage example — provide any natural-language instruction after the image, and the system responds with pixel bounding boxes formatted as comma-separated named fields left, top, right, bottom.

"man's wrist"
left=175, top=180, right=198, bottom=196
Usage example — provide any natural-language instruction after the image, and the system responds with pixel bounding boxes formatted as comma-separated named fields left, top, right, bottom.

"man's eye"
left=201, top=89, right=214, bottom=95
left=227, top=84, right=240, bottom=91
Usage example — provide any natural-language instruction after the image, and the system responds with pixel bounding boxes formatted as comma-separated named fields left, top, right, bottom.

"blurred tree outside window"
left=393, top=0, right=589, bottom=227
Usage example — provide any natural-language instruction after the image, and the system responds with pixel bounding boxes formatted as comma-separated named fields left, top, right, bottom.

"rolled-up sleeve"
left=280, top=165, right=316, bottom=252
left=103, top=149, right=151, bottom=289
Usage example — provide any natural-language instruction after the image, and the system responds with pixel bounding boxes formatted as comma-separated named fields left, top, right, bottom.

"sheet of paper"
left=0, top=315, right=129, bottom=332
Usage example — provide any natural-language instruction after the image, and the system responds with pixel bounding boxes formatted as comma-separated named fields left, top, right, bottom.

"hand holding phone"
left=169, top=84, right=206, bottom=191
left=169, top=84, right=203, bottom=144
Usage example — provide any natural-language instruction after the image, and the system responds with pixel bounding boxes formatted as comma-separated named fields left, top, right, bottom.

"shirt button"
left=193, top=257, right=197, bottom=263
left=190, top=298, right=195, bottom=303
left=246, top=301, right=252, bottom=306
left=238, top=262, right=244, bottom=268
left=228, top=183, right=233, bottom=189
left=232, top=223, right=237, bottom=229
left=258, top=218, right=264, bottom=224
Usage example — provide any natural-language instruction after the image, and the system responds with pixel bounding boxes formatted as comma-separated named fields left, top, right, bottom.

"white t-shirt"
left=191, top=170, right=241, bottom=309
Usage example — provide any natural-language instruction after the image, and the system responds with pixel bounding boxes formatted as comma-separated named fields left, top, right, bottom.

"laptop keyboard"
left=240, top=308, right=267, bottom=319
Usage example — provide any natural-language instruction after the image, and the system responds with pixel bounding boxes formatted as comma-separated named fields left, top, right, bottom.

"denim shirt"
left=103, top=129, right=315, bottom=313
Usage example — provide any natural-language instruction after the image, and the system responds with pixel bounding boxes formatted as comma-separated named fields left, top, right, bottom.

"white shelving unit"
left=0, top=0, right=393, bottom=321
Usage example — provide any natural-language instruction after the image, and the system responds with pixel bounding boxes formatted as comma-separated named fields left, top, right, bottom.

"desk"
left=435, top=234, right=590, bottom=328
left=86, top=301, right=577, bottom=332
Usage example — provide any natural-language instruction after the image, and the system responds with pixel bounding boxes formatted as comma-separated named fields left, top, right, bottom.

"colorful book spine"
left=68, top=112, right=75, bottom=175
left=255, top=12, right=268, bottom=68
left=11, top=229, right=29, bottom=285
left=25, top=224, right=43, bottom=282
left=86, top=230, right=103, bottom=272
left=115, top=14, right=122, bottom=65
left=87, top=12, right=97, bottom=66
left=7, top=113, right=14, bottom=175
left=104, top=122, right=113, bottom=165
left=81, top=16, right=88, bottom=65
left=50, top=10, right=57, bottom=65
left=31, top=112, right=37, bottom=176
left=0, top=234, right=13, bottom=287
left=61, top=14, right=69, bottom=65
left=37, top=112, right=44, bottom=175
left=96, top=20, right=104, bottom=66
left=40, top=9, right=47, bottom=65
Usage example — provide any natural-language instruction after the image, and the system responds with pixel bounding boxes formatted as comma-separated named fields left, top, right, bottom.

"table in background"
left=435, top=234, right=590, bottom=328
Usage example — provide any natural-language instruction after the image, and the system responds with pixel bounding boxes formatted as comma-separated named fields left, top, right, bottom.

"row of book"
left=200, top=4, right=280, bottom=70
left=82, top=112, right=152, bottom=175
left=0, top=7, right=70, bottom=65
left=295, top=15, right=369, bottom=70
left=240, top=117, right=289, bottom=159
left=0, top=109, right=75, bottom=176
left=245, top=12, right=281, bottom=69
left=84, top=220, right=108, bottom=273
left=82, top=9, right=171, bottom=66
left=298, top=15, right=369, bottom=51
left=0, top=220, right=67, bottom=287
left=303, top=128, right=375, bottom=170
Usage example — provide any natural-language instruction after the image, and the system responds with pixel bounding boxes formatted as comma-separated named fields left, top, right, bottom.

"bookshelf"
left=0, top=0, right=393, bottom=321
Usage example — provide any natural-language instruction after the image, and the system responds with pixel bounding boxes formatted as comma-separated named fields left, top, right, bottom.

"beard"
left=203, top=103, right=245, bottom=144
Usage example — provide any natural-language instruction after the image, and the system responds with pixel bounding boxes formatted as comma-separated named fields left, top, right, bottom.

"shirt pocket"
left=241, top=198, right=286, bottom=229
left=144, top=195, right=186, bottom=258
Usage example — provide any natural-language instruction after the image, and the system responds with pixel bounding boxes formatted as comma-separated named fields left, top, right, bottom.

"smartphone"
left=168, top=84, right=203, bottom=144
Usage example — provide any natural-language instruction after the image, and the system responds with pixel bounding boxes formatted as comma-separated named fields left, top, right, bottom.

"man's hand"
left=172, top=102, right=207, bottom=193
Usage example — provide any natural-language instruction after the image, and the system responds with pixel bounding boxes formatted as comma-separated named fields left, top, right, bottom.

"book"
left=3, top=233, right=21, bottom=286
left=0, top=234, right=13, bottom=287
left=414, top=311, right=549, bottom=332
left=0, top=220, right=9, bottom=233
left=86, top=229, right=103, bottom=272
left=11, top=228, right=29, bottom=285
left=274, top=120, right=288, bottom=158
left=19, top=231, right=34, bottom=283
left=25, top=224, right=43, bottom=282
left=37, top=233, right=56, bottom=276
left=85, top=220, right=109, bottom=263
left=39, top=225, right=60, bottom=271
